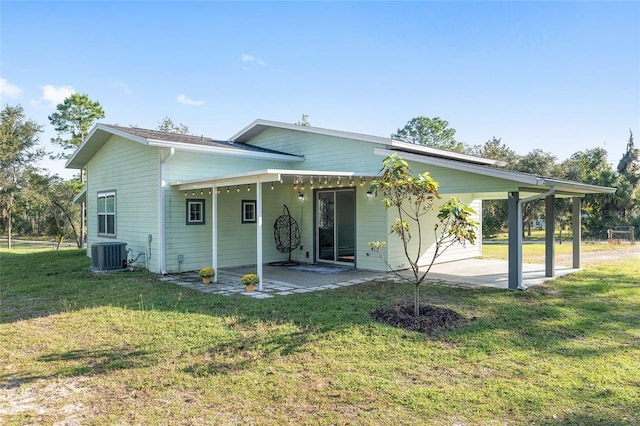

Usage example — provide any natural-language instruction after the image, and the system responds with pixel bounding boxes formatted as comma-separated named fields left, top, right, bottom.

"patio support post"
left=212, top=185, right=218, bottom=282
left=572, top=197, right=581, bottom=269
left=545, top=194, right=555, bottom=277
left=256, top=178, right=263, bottom=291
left=508, top=191, right=522, bottom=290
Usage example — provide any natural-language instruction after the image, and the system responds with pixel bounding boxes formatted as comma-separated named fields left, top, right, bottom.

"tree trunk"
left=7, top=191, right=13, bottom=249
left=414, top=284, right=420, bottom=317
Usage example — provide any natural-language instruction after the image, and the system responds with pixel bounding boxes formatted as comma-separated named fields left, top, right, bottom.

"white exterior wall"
left=86, top=136, right=160, bottom=271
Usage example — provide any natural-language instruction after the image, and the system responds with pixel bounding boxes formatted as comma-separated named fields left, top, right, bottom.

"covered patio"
left=173, top=160, right=615, bottom=292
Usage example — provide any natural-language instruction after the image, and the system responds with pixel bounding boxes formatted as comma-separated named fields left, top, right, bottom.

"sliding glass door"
left=316, top=189, right=355, bottom=264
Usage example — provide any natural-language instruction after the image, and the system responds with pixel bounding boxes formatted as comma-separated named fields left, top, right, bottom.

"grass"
left=485, top=229, right=574, bottom=241
left=1, top=249, right=639, bottom=425
left=480, top=241, right=634, bottom=263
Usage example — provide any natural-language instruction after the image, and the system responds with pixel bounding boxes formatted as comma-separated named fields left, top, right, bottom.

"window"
left=242, top=200, right=256, bottom=223
left=186, top=199, right=205, bottom=225
left=97, top=191, right=116, bottom=236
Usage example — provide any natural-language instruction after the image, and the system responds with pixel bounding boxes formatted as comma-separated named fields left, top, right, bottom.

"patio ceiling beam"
left=173, top=169, right=364, bottom=191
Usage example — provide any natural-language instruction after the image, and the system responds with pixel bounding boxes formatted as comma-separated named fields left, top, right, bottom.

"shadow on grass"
left=3, top=250, right=639, bottom=364
left=0, top=346, right=156, bottom=388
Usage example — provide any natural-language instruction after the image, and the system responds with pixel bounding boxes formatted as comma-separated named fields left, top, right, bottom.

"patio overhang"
left=172, top=169, right=364, bottom=191
left=171, top=169, right=374, bottom=291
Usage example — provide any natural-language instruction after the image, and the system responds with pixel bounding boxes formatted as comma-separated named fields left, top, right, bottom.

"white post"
left=256, top=178, right=263, bottom=291
left=212, top=185, right=218, bottom=282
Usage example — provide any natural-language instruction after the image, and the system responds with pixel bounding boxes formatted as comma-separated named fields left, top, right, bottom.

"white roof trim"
left=146, top=140, right=303, bottom=162
left=230, top=119, right=502, bottom=166
left=374, top=148, right=616, bottom=195
left=172, top=169, right=357, bottom=190
left=66, top=123, right=304, bottom=169
left=388, top=140, right=505, bottom=166
left=72, top=187, right=87, bottom=203
left=230, top=119, right=392, bottom=145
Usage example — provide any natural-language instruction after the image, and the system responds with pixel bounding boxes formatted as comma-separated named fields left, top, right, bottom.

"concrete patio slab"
left=159, top=258, right=580, bottom=297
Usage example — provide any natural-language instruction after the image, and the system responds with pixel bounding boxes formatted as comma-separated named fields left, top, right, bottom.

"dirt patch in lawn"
left=557, top=243, right=640, bottom=267
left=371, top=302, right=469, bottom=335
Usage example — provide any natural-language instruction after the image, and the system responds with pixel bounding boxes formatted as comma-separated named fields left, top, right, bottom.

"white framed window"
left=242, top=200, right=256, bottom=223
left=186, top=199, right=205, bottom=225
left=97, top=191, right=116, bottom=237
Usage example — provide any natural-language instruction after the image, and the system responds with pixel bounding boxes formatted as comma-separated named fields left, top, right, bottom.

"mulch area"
left=370, top=302, right=469, bottom=335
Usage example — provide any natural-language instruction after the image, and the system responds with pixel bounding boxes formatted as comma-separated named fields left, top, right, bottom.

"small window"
left=242, top=200, right=256, bottom=223
left=97, top=191, right=116, bottom=236
left=186, top=199, right=205, bottom=225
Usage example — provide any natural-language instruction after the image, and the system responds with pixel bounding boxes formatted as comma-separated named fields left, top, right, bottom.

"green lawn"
left=1, top=249, right=638, bottom=425
left=480, top=241, right=633, bottom=263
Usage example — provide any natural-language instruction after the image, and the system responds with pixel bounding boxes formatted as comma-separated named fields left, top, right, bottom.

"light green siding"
left=385, top=194, right=482, bottom=271
left=243, top=128, right=382, bottom=174
left=163, top=151, right=293, bottom=272
left=86, top=136, right=160, bottom=271
left=405, top=160, right=518, bottom=195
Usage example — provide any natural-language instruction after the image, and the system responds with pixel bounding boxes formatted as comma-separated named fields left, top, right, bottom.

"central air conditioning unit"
left=91, top=242, right=127, bottom=271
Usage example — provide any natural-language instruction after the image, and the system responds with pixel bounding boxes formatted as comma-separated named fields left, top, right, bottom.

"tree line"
left=0, top=94, right=189, bottom=249
left=1, top=108, right=637, bottom=249
left=393, top=117, right=640, bottom=239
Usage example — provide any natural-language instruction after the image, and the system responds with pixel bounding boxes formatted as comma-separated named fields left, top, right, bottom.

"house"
left=66, top=119, right=615, bottom=290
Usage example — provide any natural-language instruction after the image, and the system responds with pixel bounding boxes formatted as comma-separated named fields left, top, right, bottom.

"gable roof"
left=66, top=124, right=303, bottom=169
left=230, top=119, right=505, bottom=166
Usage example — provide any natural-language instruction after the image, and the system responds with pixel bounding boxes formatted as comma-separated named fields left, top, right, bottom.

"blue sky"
left=1, top=1, right=639, bottom=178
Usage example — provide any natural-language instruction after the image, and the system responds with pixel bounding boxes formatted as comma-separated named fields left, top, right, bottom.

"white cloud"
left=42, top=85, right=75, bottom=106
left=177, top=94, right=204, bottom=106
left=241, top=53, right=266, bottom=66
left=0, top=78, right=23, bottom=99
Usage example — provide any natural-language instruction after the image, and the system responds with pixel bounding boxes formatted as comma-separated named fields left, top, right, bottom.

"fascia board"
left=389, top=140, right=506, bottom=166
left=147, top=140, right=304, bottom=162
left=374, top=148, right=543, bottom=186
left=65, top=124, right=152, bottom=169
left=230, top=119, right=391, bottom=145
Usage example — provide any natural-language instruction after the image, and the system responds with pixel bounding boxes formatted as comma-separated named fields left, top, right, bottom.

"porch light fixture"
left=237, top=185, right=240, bottom=192
left=366, top=191, right=374, bottom=199
left=297, top=192, right=304, bottom=201
left=247, top=185, right=250, bottom=192
left=337, top=177, right=342, bottom=187
left=360, top=176, right=365, bottom=186
left=192, top=190, right=195, bottom=196
left=349, top=177, right=354, bottom=186
left=271, top=182, right=274, bottom=190
left=216, top=188, right=220, bottom=195
left=184, top=191, right=187, bottom=196
left=200, top=190, right=203, bottom=195
left=226, top=187, right=230, bottom=193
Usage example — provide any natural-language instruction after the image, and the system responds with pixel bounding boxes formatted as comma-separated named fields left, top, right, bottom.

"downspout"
left=159, top=147, right=175, bottom=274
left=516, top=184, right=556, bottom=290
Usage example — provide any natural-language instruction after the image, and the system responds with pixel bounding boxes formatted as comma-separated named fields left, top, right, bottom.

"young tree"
left=368, top=154, right=478, bottom=317
left=0, top=105, right=45, bottom=248
left=46, top=178, right=82, bottom=249
left=49, top=93, right=104, bottom=248
left=157, top=116, right=189, bottom=134
left=392, top=116, right=465, bottom=152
